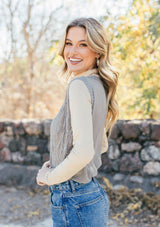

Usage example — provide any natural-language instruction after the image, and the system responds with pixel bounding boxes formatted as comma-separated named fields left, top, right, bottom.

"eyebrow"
left=65, top=39, right=87, bottom=42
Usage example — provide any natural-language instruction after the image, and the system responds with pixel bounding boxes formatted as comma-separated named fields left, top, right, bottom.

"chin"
left=69, top=68, right=83, bottom=74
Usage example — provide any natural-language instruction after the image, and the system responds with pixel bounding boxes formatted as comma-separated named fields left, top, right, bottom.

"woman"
left=36, top=17, right=119, bottom=227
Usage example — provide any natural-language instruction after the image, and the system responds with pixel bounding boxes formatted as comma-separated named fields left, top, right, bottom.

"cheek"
left=83, top=50, right=96, bottom=62
left=63, top=51, right=66, bottom=59
left=84, top=54, right=96, bottom=65
left=63, top=48, right=68, bottom=60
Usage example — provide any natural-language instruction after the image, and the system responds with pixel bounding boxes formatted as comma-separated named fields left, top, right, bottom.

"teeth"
left=69, top=58, right=82, bottom=62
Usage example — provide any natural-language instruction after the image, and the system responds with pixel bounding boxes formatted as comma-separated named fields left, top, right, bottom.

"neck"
left=71, top=68, right=98, bottom=78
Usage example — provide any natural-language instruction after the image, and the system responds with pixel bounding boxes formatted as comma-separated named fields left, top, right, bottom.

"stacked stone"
left=0, top=119, right=51, bottom=166
left=0, top=119, right=160, bottom=176
left=100, top=120, right=160, bottom=177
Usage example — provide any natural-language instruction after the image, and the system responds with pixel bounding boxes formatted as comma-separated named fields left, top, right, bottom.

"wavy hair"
left=58, top=17, right=119, bottom=137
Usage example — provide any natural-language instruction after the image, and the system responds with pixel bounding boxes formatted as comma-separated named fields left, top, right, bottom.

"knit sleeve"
left=46, top=79, right=95, bottom=185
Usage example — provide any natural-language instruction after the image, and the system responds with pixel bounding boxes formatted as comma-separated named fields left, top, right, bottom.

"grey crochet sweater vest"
left=49, top=75, right=107, bottom=183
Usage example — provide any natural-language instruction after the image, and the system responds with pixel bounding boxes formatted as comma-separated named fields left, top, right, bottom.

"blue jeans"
left=48, top=177, right=110, bottom=227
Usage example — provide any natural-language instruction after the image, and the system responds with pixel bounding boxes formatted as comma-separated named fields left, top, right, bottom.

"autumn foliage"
left=0, top=0, right=159, bottom=120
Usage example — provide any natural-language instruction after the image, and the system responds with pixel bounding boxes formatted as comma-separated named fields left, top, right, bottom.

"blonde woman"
left=36, top=17, right=119, bottom=227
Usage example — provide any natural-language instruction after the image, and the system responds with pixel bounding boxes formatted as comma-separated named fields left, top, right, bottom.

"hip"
left=48, top=177, right=110, bottom=226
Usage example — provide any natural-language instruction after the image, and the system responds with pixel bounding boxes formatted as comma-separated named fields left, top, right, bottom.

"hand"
left=36, top=160, right=51, bottom=186
left=36, top=178, right=46, bottom=186
left=42, top=160, right=50, bottom=169
left=36, top=167, right=50, bottom=186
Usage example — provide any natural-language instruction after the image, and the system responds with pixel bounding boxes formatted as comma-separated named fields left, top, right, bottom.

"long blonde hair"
left=59, top=17, right=119, bottom=137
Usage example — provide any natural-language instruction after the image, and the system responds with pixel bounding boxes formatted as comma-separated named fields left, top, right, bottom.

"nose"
left=69, top=45, right=78, bottom=55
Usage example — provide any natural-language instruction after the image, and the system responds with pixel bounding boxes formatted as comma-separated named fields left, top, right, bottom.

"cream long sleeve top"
left=45, top=69, right=108, bottom=185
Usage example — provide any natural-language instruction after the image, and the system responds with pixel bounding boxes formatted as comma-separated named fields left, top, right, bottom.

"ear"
left=95, top=53, right=100, bottom=59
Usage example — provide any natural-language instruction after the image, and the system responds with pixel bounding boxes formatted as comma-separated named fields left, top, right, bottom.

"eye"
left=65, top=42, right=72, bottom=46
left=80, top=43, right=87, bottom=47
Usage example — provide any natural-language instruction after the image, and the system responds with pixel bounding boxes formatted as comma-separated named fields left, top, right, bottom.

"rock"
left=120, top=120, right=141, bottom=139
left=144, top=141, right=153, bottom=147
left=26, top=145, right=38, bottom=152
left=113, top=173, right=125, bottom=181
left=121, top=142, right=142, bottom=152
left=0, top=163, right=39, bottom=188
left=42, top=153, right=49, bottom=163
left=141, top=145, right=160, bottom=161
left=120, top=152, right=143, bottom=172
left=24, top=151, right=41, bottom=166
left=8, top=139, right=19, bottom=152
left=151, top=121, right=160, bottom=140
left=47, top=140, right=50, bottom=152
left=140, top=120, right=150, bottom=135
left=139, top=135, right=150, bottom=142
left=22, top=120, right=42, bottom=135
left=26, top=135, right=37, bottom=145
left=37, top=139, right=48, bottom=154
left=110, top=123, right=120, bottom=139
left=0, top=122, right=4, bottom=132
left=154, top=141, right=160, bottom=148
left=27, top=165, right=39, bottom=171
left=43, top=119, right=51, bottom=137
left=130, top=176, right=143, bottom=184
left=18, top=137, right=26, bottom=155
left=11, top=152, right=24, bottom=163
left=13, top=121, right=25, bottom=136
left=0, top=141, right=5, bottom=149
left=115, top=136, right=123, bottom=144
left=6, top=126, right=14, bottom=136
left=0, top=132, right=13, bottom=146
left=108, top=144, right=120, bottom=160
left=0, top=147, right=12, bottom=161
left=100, top=153, right=112, bottom=172
left=113, top=184, right=128, bottom=191
left=111, top=160, right=120, bottom=171
left=143, top=161, right=160, bottom=176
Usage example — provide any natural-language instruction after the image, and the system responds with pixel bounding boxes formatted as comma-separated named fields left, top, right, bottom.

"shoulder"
left=68, top=77, right=91, bottom=97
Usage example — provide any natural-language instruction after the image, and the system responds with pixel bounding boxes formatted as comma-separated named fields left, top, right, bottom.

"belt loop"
left=59, top=184, right=62, bottom=190
left=69, top=180, right=75, bottom=192
left=92, top=177, right=98, bottom=185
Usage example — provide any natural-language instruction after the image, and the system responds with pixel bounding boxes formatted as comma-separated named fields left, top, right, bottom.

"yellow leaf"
left=102, top=177, right=113, bottom=189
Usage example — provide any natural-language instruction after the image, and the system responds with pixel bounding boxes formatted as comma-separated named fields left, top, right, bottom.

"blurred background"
left=0, top=0, right=159, bottom=120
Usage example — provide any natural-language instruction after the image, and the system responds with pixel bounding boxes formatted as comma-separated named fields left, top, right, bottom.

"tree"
left=106, top=0, right=160, bottom=119
left=0, top=0, right=65, bottom=119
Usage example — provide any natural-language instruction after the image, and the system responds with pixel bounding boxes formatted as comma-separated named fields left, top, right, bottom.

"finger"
left=42, top=161, right=50, bottom=168
left=40, top=182, right=46, bottom=186
left=39, top=182, right=45, bottom=186
left=37, top=180, right=45, bottom=186
left=45, top=164, right=50, bottom=168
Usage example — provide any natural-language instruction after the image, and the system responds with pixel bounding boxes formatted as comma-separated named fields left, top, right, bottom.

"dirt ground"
left=101, top=177, right=160, bottom=227
left=0, top=185, right=51, bottom=226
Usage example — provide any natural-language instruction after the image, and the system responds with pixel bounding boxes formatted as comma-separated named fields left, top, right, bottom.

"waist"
left=49, top=177, right=99, bottom=192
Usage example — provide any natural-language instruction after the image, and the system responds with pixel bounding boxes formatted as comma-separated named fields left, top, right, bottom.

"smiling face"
left=64, top=27, right=98, bottom=75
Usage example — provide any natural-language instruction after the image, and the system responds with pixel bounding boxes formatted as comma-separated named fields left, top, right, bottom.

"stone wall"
left=0, top=119, right=160, bottom=177
left=100, top=119, right=160, bottom=177
left=0, top=119, right=51, bottom=166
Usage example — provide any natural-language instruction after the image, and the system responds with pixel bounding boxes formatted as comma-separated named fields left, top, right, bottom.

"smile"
left=69, top=58, right=83, bottom=63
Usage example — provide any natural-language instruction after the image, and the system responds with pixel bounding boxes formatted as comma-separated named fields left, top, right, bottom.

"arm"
left=37, top=79, right=95, bottom=185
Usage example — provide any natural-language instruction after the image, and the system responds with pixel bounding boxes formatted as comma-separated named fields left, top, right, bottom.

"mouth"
left=68, top=57, right=83, bottom=64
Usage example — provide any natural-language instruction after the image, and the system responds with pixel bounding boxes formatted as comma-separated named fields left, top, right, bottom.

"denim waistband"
left=49, top=177, right=99, bottom=192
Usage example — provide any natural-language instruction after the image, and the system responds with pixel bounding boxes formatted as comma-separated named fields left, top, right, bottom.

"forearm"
left=46, top=146, right=94, bottom=185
